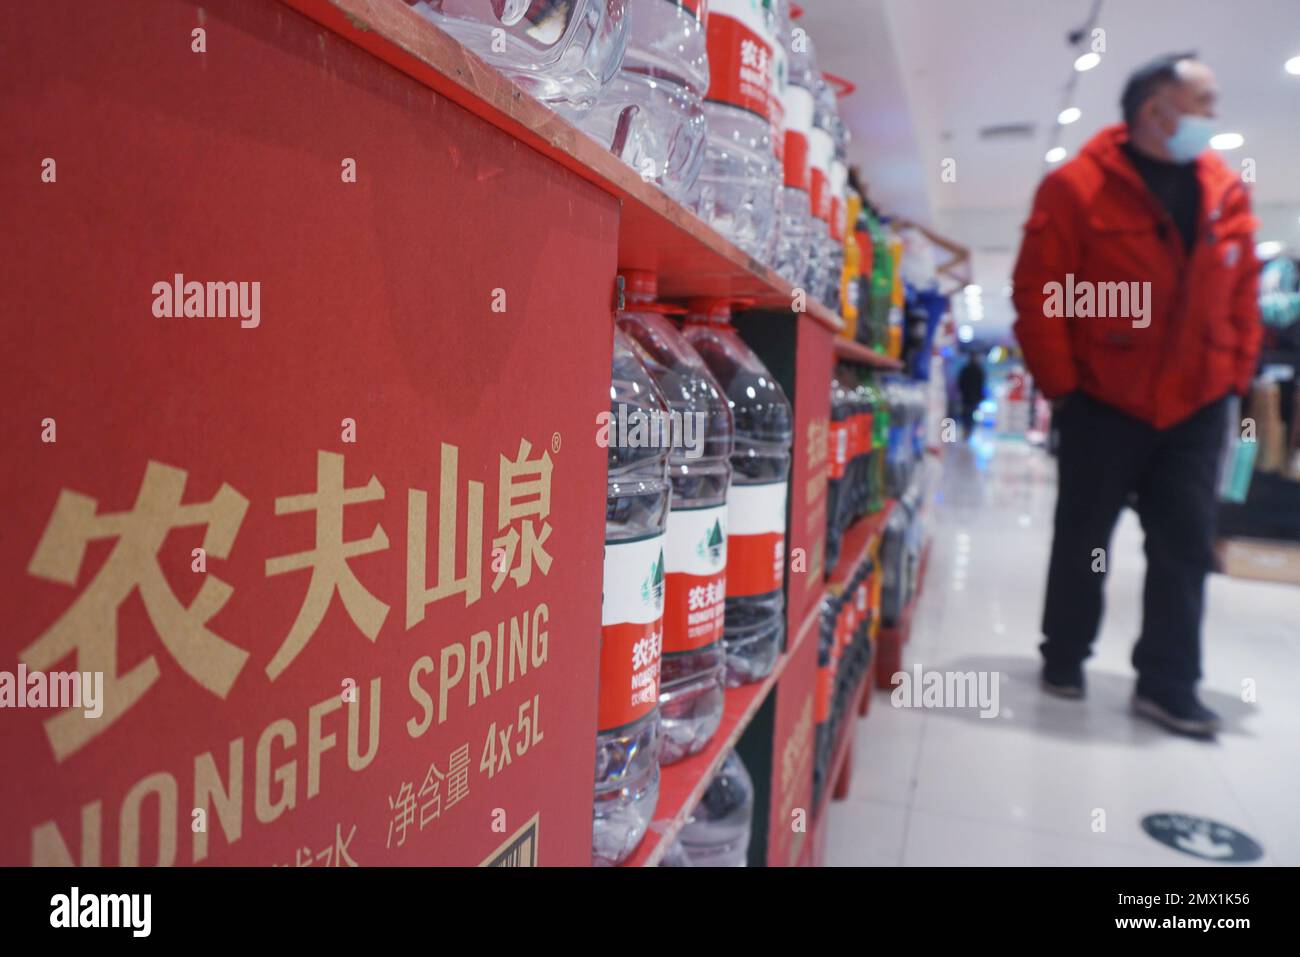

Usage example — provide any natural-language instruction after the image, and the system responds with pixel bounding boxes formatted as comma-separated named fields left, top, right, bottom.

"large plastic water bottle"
left=690, top=0, right=781, bottom=257
left=616, top=271, right=733, bottom=764
left=594, top=328, right=671, bottom=865
left=775, top=1, right=814, bottom=285
left=760, top=0, right=790, bottom=267
left=682, top=299, right=792, bottom=686
left=803, top=65, right=834, bottom=300
left=410, top=0, right=630, bottom=110
left=811, top=74, right=844, bottom=307
left=677, top=750, right=755, bottom=866
left=565, top=0, right=709, bottom=201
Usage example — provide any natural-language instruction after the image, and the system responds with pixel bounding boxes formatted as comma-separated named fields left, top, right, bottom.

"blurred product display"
left=813, top=562, right=874, bottom=810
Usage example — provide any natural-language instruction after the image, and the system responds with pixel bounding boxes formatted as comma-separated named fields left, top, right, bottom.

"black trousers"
left=959, top=406, right=977, bottom=437
left=1041, top=392, right=1229, bottom=695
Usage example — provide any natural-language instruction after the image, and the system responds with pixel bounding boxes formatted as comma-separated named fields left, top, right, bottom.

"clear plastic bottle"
left=776, top=2, right=814, bottom=285
left=678, top=750, right=755, bottom=866
left=804, top=64, right=834, bottom=301
left=814, top=75, right=845, bottom=309
left=690, top=0, right=780, bottom=258
left=760, top=0, right=790, bottom=268
left=682, top=298, right=792, bottom=686
left=409, top=0, right=630, bottom=110
left=594, top=328, right=672, bottom=866
left=616, top=271, right=733, bottom=764
left=564, top=0, right=709, bottom=201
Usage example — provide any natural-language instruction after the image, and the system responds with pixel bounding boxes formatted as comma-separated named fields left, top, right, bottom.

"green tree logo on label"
left=642, top=549, right=665, bottom=606
left=698, top=519, right=725, bottom=563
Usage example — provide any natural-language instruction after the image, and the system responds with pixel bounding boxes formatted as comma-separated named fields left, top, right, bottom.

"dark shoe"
left=1041, top=660, right=1085, bottom=699
left=1132, top=687, right=1221, bottom=738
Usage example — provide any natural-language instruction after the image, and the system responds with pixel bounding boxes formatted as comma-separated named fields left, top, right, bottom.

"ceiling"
left=798, top=0, right=1300, bottom=339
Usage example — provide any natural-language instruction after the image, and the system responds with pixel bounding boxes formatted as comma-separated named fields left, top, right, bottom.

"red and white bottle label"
left=726, top=480, right=787, bottom=597
left=808, top=126, right=833, bottom=222
left=599, top=534, right=666, bottom=732
left=672, top=0, right=706, bottom=21
left=828, top=420, right=849, bottom=480
left=769, top=33, right=787, bottom=164
left=829, top=160, right=847, bottom=241
left=782, top=85, right=813, bottom=191
left=662, top=504, right=728, bottom=655
left=815, top=661, right=832, bottom=722
left=705, top=0, right=775, bottom=120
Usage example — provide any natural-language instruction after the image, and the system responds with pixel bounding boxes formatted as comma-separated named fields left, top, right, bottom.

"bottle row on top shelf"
left=406, top=0, right=857, bottom=314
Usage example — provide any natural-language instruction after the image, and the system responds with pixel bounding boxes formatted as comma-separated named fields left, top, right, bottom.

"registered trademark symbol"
left=551, top=432, right=561, bottom=454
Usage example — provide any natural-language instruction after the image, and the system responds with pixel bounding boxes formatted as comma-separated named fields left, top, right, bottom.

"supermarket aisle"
left=827, top=435, right=1300, bottom=866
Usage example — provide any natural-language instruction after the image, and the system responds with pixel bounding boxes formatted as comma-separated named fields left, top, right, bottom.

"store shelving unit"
left=623, top=597, right=821, bottom=867
left=833, top=338, right=904, bottom=371
left=876, top=538, right=933, bottom=689
left=282, top=0, right=844, bottom=329
left=827, top=501, right=896, bottom=592
left=267, top=0, right=854, bottom=868
left=2, top=0, right=940, bottom=867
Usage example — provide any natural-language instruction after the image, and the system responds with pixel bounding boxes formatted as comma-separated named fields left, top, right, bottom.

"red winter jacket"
left=1012, top=124, right=1263, bottom=428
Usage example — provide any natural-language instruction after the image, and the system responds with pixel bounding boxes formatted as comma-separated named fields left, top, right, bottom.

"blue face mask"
left=1165, top=113, right=1216, bottom=164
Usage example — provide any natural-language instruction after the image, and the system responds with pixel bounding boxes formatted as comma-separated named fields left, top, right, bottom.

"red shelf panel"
left=833, top=338, right=904, bottom=370
left=279, top=0, right=842, bottom=332
left=826, top=500, right=895, bottom=592
left=623, top=595, right=820, bottom=867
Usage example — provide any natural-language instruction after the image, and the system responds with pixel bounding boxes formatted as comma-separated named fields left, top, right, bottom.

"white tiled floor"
left=825, top=434, right=1300, bottom=866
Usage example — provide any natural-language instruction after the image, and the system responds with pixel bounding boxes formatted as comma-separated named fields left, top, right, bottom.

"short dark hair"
left=1121, top=52, right=1198, bottom=126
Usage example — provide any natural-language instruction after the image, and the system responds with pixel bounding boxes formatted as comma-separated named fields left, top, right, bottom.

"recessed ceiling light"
left=1046, top=146, right=1067, bottom=163
left=1286, top=55, right=1300, bottom=75
left=1074, top=52, right=1100, bottom=72
left=1210, top=132, right=1244, bottom=150
left=1256, top=240, right=1284, bottom=259
left=964, top=284, right=982, bottom=296
left=1057, top=107, right=1082, bottom=125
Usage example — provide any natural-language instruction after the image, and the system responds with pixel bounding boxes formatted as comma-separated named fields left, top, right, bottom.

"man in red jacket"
left=1012, top=53, right=1262, bottom=737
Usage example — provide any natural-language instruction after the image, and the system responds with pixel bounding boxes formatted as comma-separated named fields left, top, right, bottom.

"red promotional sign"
left=0, top=0, right=617, bottom=866
left=767, top=601, right=817, bottom=867
left=787, top=316, right=833, bottom=627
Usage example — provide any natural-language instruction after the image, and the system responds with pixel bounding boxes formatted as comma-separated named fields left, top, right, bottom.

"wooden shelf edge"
left=826, top=499, right=895, bottom=591
left=278, top=0, right=842, bottom=334
left=623, top=648, right=793, bottom=867
left=833, top=338, right=904, bottom=370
